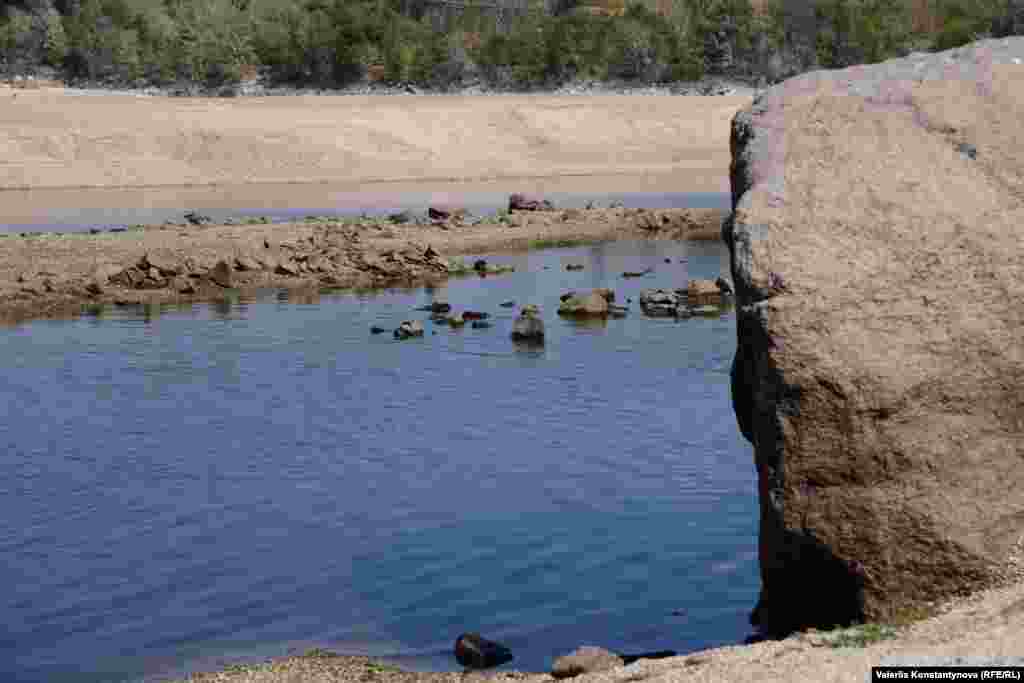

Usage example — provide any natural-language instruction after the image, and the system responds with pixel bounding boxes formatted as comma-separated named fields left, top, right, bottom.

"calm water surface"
left=0, top=180, right=729, bottom=233
left=0, top=240, right=757, bottom=683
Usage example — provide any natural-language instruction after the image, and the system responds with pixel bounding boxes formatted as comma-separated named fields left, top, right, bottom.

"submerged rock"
left=558, top=290, right=609, bottom=317
left=453, top=633, right=513, bottom=669
left=393, top=320, right=424, bottom=339
left=552, top=647, right=623, bottom=679
left=511, top=310, right=544, bottom=341
left=622, top=268, right=653, bottom=278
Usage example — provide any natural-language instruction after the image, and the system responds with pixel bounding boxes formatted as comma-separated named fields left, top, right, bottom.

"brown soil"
left=0, top=207, right=723, bottom=325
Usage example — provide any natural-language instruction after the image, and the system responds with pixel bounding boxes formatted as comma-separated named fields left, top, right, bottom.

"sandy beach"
left=0, top=89, right=746, bottom=193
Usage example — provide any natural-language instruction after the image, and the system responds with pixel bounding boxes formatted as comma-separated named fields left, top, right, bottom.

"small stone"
left=210, top=260, right=234, bottom=287
left=551, top=647, right=623, bottom=679
left=471, top=320, right=492, bottom=329
left=235, top=256, right=262, bottom=272
left=500, top=300, right=516, bottom=308
left=430, top=301, right=451, bottom=314
left=394, top=320, right=424, bottom=339
left=511, top=313, right=545, bottom=341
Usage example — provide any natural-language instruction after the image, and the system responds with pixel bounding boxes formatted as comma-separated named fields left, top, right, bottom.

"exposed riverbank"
left=170, top=571, right=1023, bottom=682
left=0, top=89, right=749, bottom=193
left=0, top=206, right=723, bottom=325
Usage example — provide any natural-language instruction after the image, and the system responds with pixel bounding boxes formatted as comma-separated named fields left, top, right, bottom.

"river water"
left=0, top=239, right=757, bottom=683
left=0, top=182, right=729, bottom=233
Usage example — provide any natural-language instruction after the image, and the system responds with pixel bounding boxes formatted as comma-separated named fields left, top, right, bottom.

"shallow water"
left=0, top=178, right=729, bottom=233
left=0, top=240, right=757, bottom=683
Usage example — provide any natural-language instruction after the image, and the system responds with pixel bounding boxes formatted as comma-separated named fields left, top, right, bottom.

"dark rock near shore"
left=619, top=650, right=677, bottom=665
left=210, top=260, right=234, bottom=288
left=428, top=205, right=466, bottom=222
left=725, top=37, right=1024, bottom=634
left=183, top=210, right=212, bottom=226
left=462, top=311, right=489, bottom=320
left=430, top=301, right=451, bottom=314
left=453, top=633, right=513, bottom=669
left=551, top=647, right=623, bottom=679
left=509, top=193, right=554, bottom=211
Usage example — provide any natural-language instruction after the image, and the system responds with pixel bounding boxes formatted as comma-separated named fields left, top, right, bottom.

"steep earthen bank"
left=725, top=37, right=1024, bottom=633
left=0, top=206, right=722, bottom=325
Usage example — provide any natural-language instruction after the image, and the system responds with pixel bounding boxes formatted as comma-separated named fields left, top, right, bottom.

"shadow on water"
left=0, top=240, right=756, bottom=683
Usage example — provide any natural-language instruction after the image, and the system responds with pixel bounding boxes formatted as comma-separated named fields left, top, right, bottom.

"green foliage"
left=823, top=623, right=900, bottom=648
left=4, top=0, right=1021, bottom=90
left=932, top=0, right=1002, bottom=50
left=0, top=11, right=32, bottom=73
left=43, top=12, right=66, bottom=66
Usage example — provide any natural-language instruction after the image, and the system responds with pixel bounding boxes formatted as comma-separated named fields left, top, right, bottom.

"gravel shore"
left=0, top=206, right=723, bottom=325
left=170, top=574, right=1024, bottom=683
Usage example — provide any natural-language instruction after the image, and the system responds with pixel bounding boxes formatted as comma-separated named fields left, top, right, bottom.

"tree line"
left=0, top=0, right=1022, bottom=90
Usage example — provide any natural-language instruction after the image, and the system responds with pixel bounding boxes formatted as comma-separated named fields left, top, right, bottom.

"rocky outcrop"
left=725, top=38, right=1024, bottom=634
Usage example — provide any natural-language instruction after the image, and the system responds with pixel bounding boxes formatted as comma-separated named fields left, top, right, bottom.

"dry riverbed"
left=0, top=206, right=723, bottom=325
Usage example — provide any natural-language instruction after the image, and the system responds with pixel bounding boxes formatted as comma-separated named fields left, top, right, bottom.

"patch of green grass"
left=529, top=237, right=601, bottom=249
left=823, top=623, right=900, bottom=648
left=365, top=661, right=401, bottom=673
left=302, top=648, right=339, bottom=659
left=242, top=216, right=271, bottom=225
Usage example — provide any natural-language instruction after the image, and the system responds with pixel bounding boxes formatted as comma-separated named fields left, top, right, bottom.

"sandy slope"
left=0, top=90, right=748, bottom=192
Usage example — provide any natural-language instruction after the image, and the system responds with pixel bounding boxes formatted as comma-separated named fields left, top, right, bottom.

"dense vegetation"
left=0, top=0, right=1022, bottom=90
